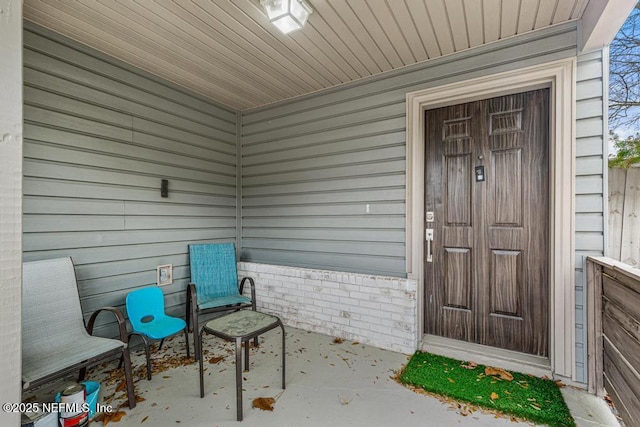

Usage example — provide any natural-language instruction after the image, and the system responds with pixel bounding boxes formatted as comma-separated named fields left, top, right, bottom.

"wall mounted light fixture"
left=261, top=0, right=313, bottom=34
left=161, top=179, right=168, bottom=198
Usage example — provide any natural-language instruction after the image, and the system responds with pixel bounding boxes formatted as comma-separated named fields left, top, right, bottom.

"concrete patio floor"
left=30, top=326, right=620, bottom=426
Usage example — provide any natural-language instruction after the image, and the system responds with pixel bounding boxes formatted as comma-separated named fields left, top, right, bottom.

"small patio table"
left=198, top=310, right=285, bottom=421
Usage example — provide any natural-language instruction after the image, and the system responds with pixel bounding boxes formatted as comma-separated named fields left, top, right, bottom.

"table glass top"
left=204, top=310, right=279, bottom=337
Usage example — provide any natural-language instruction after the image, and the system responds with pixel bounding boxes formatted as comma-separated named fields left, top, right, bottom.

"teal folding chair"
left=125, top=286, right=189, bottom=380
left=187, top=243, right=256, bottom=360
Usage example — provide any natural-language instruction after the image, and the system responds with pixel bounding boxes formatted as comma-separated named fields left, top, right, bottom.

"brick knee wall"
left=237, top=262, right=418, bottom=354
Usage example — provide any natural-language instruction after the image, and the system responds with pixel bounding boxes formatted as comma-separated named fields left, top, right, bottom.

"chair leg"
left=158, top=338, right=165, bottom=352
left=78, top=367, right=87, bottom=382
left=141, top=335, right=152, bottom=381
left=244, top=338, right=250, bottom=371
left=251, top=302, right=258, bottom=348
left=184, top=327, right=191, bottom=358
left=193, top=312, right=200, bottom=362
left=235, top=337, right=243, bottom=421
left=118, top=332, right=133, bottom=369
left=280, top=322, right=286, bottom=390
left=199, top=329, right=205, bottom=398
left=121, top=347, right=137, bottom=409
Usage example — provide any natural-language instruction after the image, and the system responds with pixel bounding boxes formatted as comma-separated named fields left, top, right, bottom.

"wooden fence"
left=608, top=167, right=640, bottom=267
left=587, top=256, right=640, bottom=426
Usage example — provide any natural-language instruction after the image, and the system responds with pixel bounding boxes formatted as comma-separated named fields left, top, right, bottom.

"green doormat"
left=399, top=351, right=575, bottom=427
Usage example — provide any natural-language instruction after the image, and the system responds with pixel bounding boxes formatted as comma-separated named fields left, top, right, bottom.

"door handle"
left=426, top=229, right=434, bottom=262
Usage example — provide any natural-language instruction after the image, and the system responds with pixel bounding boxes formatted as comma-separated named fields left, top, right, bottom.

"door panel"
left=444, top=247, right=471, bottom=309
left=490, top=249, right=522, bottom=316
left=424, top=89, right=549, bottom=357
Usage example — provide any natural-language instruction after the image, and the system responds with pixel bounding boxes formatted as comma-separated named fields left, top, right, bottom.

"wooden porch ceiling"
left=23, top=0, right=629, bottom=111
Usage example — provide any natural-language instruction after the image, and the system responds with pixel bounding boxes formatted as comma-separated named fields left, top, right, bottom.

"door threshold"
left=421, top=335, right=552, bottom=378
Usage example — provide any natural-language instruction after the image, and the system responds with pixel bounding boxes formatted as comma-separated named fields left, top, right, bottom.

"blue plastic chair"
left=187, top=243, right=256, bottom=360
left=125, top=286, right=189, bottom=380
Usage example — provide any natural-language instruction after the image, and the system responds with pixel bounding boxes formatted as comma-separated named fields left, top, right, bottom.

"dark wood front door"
left=424, top=89, right=549, bottom=356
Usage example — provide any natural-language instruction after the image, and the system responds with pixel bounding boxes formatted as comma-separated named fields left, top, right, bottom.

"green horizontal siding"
left=574, top=50, right=607, bottom=383
left=240, top=22, right=579, bottom=278
left=22, top=22, right=237, bottom=338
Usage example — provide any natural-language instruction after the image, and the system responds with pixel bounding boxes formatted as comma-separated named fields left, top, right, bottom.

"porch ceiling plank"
left=442, top=0, right=469, bottom=52
left=286, top=24, right=357, bottom=82
left=424, top=0, right=456, bottom=55
left=405, top=0, right=441, bottom=59
left=238, top=0, right=343, bottom=86
left=462, top=0, right=484, bottom=48
left=367, top=2, right=416, bottom=65
left=386, top=0, right=428, bottom=63
left=23, top=2, right=256, bottom=110
left=552, top=0, right=578, bottom=23
left=109, top=0, right=303, bottom=99
left=304, top=2, right=374, bottom=76
left=71, top=0, right=281, bottom=102
left=500, top=0, right=520, bottom=39
left=482, top=0, right=502, bottom=43
left=349, top=0, right=405, bottom=68
left=326, top=0, right=393, bottom=72
left=534, top=0, right=559, bottom=29
left=219, top=0, right=332, bottom=89
left=21, top=0, right=623, bottom=110
left=296, top=26, right=365, bottom=81
left=166, top=0, right=319, bottom=93
left=517, top=0, right=541, bottom=33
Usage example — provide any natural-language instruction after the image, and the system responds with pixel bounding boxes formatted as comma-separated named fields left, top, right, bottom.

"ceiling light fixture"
left=261, top=0, right=313, bottom=34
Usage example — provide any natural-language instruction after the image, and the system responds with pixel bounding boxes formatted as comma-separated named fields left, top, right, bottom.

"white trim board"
left=405, top=58, right=577, bottom=380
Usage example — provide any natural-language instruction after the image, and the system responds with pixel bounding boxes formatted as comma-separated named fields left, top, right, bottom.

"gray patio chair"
left=22, top=257, right=136, bottom=409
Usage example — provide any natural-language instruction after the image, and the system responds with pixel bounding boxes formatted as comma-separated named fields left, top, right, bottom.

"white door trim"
left=406, top=58, right=577, bottom=379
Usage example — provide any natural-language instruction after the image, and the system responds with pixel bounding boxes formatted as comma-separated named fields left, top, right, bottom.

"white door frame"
left=405, top=58, right=577, bottom=379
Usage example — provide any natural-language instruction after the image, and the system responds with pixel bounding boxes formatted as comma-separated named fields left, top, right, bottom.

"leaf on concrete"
left=252, top=397, right=276, bottom=411
left=209, top=356, right=224, bottom=364
left=95, top=410, right=127, bottom=425
left=333, top=337, right=344, bottom=344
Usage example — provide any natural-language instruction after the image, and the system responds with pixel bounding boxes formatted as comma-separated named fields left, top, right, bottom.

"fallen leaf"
left=352, top=342, right=359, bottom=345
left=461, top=361, right=478, bottom=370
left=333, top=337, right=344, bottom=344
left=252, top=397, right=275, bottom=411
left=447, top=378, right=455, bottom=383
left=141, top=416, right=149, bottom=423
left=484, top=366, right=513, bottom=381
left=209, top=356, right=224, bottom=364
left=490, top=392, right=499, bottom=401
left=555, top=380, right=565, bottom=388
left=95, top=410, right=127, bottom=425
